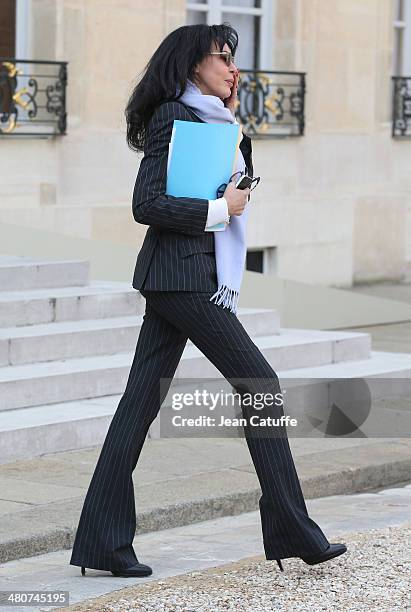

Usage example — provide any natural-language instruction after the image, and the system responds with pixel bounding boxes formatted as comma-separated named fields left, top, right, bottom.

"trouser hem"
left=69, top=548, right=139, bottom=572
left=265, top=541, right=330, bottom=561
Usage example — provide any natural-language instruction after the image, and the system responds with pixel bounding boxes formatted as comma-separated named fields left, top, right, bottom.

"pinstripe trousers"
left=69, top=289, right=330, bottom=571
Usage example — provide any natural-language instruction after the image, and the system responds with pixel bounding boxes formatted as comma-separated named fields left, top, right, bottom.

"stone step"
left=0, top=328, right=371, bottom=412
left=0, top=342, right=404, bottom=463
left=0, top=256, right=89, bottom=291
left=0, top=438, right=410, bottom=565
left=151, top=350, right=411, bottom=439
left=0, top=281, right=145, bottom=328
left=0, top=396, right=118, bottom=464
left=0, top=308, right=280, bottom=366
left=176, top=328, right=371, bottom=378
left=0, top=350, right=410, bottom=463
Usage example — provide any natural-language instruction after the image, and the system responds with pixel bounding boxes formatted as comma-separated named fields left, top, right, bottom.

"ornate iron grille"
left=392, top=76, right=411, bottom=138
left=235, top=70, right=305, bottom=138
left=0, top=59, right=67, bottom=137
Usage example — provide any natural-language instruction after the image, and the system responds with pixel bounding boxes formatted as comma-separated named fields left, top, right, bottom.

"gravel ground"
left=61, top=524, right=411, bottom=612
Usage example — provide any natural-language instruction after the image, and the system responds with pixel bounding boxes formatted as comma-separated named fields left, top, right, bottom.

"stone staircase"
left=0, top=255, right=410, bottom=463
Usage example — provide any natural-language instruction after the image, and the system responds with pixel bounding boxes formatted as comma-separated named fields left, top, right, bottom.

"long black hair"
left=125, top=23, right=238, bottom=153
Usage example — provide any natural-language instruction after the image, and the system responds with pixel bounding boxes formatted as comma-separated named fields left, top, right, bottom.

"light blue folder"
left=166, top=120, right=242, bottom=231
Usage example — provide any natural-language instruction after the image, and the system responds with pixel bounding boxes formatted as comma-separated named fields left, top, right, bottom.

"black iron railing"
left=235, top=69, right=305, bottom=137
left=392, top=76, right=411, bottom=138
left=0, top=59, right=67, bottom=137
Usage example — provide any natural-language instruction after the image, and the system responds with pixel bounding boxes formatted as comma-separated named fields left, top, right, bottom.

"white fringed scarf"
left=175, top=79, right=249, bottom=315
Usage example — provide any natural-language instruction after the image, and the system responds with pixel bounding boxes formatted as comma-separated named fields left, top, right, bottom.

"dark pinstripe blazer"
left=131, top=100, right=254, bottom=292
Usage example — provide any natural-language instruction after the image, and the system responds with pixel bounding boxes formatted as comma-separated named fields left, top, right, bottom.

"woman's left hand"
left=224, top=69, right=240, bottom=117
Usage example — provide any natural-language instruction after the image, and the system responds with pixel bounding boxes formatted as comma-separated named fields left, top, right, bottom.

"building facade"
left=1, top=0, right=410, bottom=286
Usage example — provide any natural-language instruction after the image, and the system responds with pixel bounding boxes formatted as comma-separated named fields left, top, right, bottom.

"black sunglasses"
left=208, top=51, right=235, bottom=66
left=216, top=172, right=260, bottom=199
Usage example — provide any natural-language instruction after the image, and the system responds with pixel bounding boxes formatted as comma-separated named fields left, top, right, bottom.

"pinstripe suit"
left=69, top=100, right=330, bottom=572
left=131, top=101, right=252, bottom=291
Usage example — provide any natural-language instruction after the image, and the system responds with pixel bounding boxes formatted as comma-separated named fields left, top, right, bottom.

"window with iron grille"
left=392, top=0, right=411, bottom=136
left=185, top=1, right=305, bottom=138
left=186, top=0, right=273, bottom=71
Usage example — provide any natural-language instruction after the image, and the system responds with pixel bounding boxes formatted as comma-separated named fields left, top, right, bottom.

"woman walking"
left=70, top=23, right=347, bottom=578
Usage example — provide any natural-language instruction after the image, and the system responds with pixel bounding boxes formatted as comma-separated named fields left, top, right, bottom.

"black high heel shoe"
left=273, top=543, right=346, bottom=572
left=81, top=561, right=153, bottom=577
left=301, top=543, right=347, bottom=566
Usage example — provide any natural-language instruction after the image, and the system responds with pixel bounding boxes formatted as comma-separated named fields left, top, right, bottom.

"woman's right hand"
left=223, top=177, right=251, bottom=217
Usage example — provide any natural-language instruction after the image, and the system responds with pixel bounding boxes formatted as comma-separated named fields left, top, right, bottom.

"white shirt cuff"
left=206, top=197, right=229, bottom=227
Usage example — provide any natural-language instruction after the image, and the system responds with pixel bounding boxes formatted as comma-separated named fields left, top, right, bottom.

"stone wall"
left=1, top=0, right=410, bottom=285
